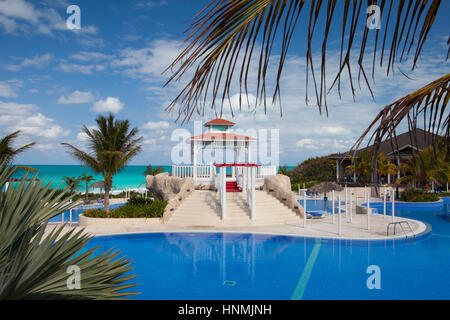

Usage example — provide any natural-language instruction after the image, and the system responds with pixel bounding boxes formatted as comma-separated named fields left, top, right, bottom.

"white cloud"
left=0, top=0, right=98, bottom=36
left=136, top=1, right=168, bottom=9
left=57, top=90, right=94, bottom=104
left=0, top=100, right=70, bottom=140
left=6, top=53, right=53, bottom=71
left=91, top=97, right=124, bottom=113
left=142, top=120, right=170, bottom=130
left=112, top=39, right=183, bottom=80
left=59, top=63, right=104, bottom=74
left=0, top=81, right=17, bottom=98
left=70, top=51, right=112, bottom=62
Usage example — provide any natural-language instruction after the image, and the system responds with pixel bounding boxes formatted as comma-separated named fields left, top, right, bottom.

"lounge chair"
left=307, top=210, right=327, bottom=219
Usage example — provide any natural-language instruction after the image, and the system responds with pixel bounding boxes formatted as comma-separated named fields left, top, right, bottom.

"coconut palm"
left=62, top=176, right=82, bottom=194
left=376, top=153, right=397, bottom=184
left=396, top=141, right=450, bottom=188
left=61, top=114, right=143, bottom=213
left=165, top=0, right=447, bottom=123
left=347, top=150, right=373, bottom=183
left=143, top=165, right=165, bottom=176
left=0, top=163, right=137, bottom=299
left=80, top=174, right=96, bottom=201
left=278, top=165, right=290, bottom=175
left=0, top=131, right=37, bottom=173
left=0, top=131, right=35, bottom=164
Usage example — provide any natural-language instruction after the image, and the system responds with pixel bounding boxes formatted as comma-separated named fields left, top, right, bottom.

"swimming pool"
left=85, top=198, right=450, bottom=299
left=49, top=203, right=126, bottom=223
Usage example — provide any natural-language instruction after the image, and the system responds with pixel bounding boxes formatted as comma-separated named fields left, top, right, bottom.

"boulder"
left=146, top=173, right=194, bottom=202
left=263, top=174, right=304, bottom=217
left=146, top=173, right=195, bottom=223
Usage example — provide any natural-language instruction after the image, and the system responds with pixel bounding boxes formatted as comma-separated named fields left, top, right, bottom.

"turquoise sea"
left=12, top=165, right=295, bottom=191
left=13, top=165, right=172, bottom=191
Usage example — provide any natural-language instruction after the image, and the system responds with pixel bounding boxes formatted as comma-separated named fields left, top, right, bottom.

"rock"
left=146, top=173, right=195, bottom=223
left=146, top=173, right=194, bottom=202
left=263, top=174, right=304, bottom=217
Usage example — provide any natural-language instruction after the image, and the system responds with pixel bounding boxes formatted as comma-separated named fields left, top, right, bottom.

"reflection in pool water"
left=86, top=199, right=450, bottom=299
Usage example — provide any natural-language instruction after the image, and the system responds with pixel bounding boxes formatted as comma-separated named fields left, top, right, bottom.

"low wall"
left=79, top=214, right=162, bottom=226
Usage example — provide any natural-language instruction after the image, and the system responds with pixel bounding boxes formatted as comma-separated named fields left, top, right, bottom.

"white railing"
left=172, top=165, right=193, bottom=178
left=172, top=164, right=214, bottom=179
left=172, top=164, right=276, bottom=183
left=257, top=166, right=277, bottom=178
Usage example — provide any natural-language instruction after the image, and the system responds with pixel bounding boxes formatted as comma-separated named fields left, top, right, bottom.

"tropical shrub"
left=400, top=189, right=440, bottom=202
left=289, top=156, right=335, bottom=184
left=127, top=195, right=153, bottom=207
left=84, top=200, right=167, bottom=218
left=0, top=163, right=138, bottom=299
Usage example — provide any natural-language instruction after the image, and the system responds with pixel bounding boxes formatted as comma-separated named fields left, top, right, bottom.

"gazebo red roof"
left=204, top=118, right=235, bottom=127
left=190, top=132, right=255, bottom=141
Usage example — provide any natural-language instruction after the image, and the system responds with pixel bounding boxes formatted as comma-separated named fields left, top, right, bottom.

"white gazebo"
left=172, top=118, right=276, bottom=188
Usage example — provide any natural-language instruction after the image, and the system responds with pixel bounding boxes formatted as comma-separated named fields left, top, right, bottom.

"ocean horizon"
left=13, top=165, right=295, bottom=191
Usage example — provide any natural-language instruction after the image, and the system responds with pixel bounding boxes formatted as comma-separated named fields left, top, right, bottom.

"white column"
left=221, top=167, right=226, bottom=220
left=367, top=190, right=371, bottom=231
left=349, top=190, right=353, bottom=223
left=392, top=188, right=395, bottom=223
left=250, top=167, right=256, bottom=220
left=192, top=142, right=197, bottom=181
left=332, top=190, right=335, bottom=224
left=247, top=143, right=252, bottom=163
left=383, top=186, right=387, bottom=218
left=236, top=147, right=241, bottom=163
left=387, top=173, right=391, bottom=185
left=338, top=194, right=342, bottom=235
left=303, top=190, right=307, bottom=228
left=344, top=186, right=348, bottom=220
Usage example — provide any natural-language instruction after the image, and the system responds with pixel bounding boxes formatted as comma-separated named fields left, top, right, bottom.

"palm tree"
left=0, top=131, right=37, bottom=173
left=278, top=165, right=290, bottom=175
left=165, top=0, right=446, bottom=123
left=165, top=1, right=448, bottom=186
left=0, top=131, right=35, bottom=164
left=143, top=165, right=165, bottom=176
left=80, top=174, right=96, bottom=201
left=347, top=150, right=373, bottom=183
left=0, top=163, right=137, bottom=299
left=62, top=114, right=143, bottom=213
left=376, top=153, right=397, bottom=184
left=62, top=176, right=82, bottom=194
left=396, top=141, right=450, bottom=188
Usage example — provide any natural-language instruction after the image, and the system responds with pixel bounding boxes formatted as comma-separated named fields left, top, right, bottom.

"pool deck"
left=46, top=211, right=428, bottom=241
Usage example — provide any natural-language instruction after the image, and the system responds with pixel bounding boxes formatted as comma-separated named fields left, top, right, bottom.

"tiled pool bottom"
left=84, top=200, right=450, bottom=299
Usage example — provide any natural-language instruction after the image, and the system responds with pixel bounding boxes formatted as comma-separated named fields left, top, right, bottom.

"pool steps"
left=166, top=190, right=302, bottom=226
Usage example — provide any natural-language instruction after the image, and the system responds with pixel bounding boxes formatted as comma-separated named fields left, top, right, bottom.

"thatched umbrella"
left=308, top=182, right=344, bottom=210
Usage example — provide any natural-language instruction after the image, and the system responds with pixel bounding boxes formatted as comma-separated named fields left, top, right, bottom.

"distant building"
left=328, top=128, right=440, bottom=183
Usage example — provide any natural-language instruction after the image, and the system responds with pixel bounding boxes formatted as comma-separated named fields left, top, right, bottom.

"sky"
left=0, top=0, right=449, bottom=166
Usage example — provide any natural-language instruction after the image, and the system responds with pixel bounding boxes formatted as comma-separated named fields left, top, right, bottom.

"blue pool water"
left=84, top=198, right=450, bottom=299
left=49, top=203, right=126, bottom=223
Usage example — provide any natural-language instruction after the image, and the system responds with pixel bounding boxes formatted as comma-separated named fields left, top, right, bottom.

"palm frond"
left=0, top=162, right=138, bottom=299
left=165, top=0, right=447, bottom=122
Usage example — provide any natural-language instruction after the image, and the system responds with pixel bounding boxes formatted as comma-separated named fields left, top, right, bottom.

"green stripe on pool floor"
left=291, top=240, right=321, bottom=300
left=432, top=233, right=450, bottom=239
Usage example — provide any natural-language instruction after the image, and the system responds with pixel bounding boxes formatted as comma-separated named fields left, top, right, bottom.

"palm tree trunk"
left=85, top=182, right=89, bottom=201
left=104, top=184, right=111, bottom=214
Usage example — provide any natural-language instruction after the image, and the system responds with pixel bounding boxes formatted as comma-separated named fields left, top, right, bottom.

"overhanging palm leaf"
left=165, top=0, right=447, bottom=122
left=352, top=73, right=449, bottom=157
left=0, top=162, right=138, bottom=299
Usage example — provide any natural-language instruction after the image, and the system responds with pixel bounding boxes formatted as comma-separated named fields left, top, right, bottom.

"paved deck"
left=46, top=211, right=427, bottom=241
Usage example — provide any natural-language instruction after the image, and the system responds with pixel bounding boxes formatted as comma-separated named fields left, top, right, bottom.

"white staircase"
left=166, top=190, right=302, bottom=226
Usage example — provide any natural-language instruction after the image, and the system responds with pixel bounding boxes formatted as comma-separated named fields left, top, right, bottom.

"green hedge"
left=84, top=200, right=167, bottom=218
left=400, top=189, right=440, bottom=202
